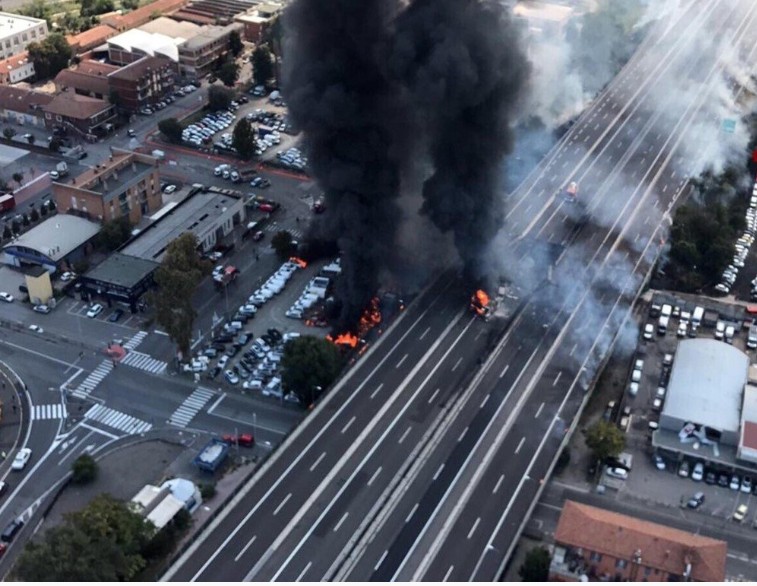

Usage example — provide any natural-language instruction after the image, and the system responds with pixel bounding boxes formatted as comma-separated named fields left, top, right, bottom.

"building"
left=0, top=51, right=34, bottom=84
left=52, top=149, right=162, bottom=224
left=42, top=92, right=116, bottom=137
left=550, top=501, right=727, bottom=582
left=1, top=215, right=101, bottom=273
left=100, top=0, right=189, bottom=32
left=0, top=12, right=48, bottom=61
left=107, top=28, right=184, bottom=65
left=512, top=2, right=574, bottom=39
left=177, top=22, right=242, bottom=80
left=54, top=61, right=120, bottom=100
left=0, top=85, right=52, bottom=126
left=66, top=24, right=118, bottom=54
left=24, top=264, right=53, bottom=305
left=121, top=185, right=245, bottom=262
left=108, top=56, right=178, bottom=112
left=652, top=338, right=757, bottom=472
left=173, top=0, right=257, bottom=25
left=79, top=252, right=159, bottom=310
left=234, top=3, right=281, bottom=43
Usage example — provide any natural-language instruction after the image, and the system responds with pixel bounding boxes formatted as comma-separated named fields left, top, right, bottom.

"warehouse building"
left=80, top=252, right=159, bottom=311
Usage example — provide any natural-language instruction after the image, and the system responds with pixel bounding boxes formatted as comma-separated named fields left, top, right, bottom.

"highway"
left=163, top=0, right=755, bottom=581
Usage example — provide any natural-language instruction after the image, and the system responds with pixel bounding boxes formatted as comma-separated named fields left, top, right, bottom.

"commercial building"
left=173, top=0, right=257, bottom=26
left=550, top=501, right=726, bottom=582
left=54, top=61, right=120, bottom=100
left=0, top=51, right=34, bottom=84
left=121, top=185, right=246, bottom=262
left=100, top=0, right=188, bottom=32
left=24, top=264, right=53, bottom=305
left=130, top=478, right=200, bottom=531
left=66, top=24, right=118, bottom=54
left=52, top=149, right=162, bottom=224
left=652, top=338, right=757, bottom=472
left=177, top=22, right=243, bottom=80
left=234, top=3, right=282, bottom=43
left=0, top=85, right=52, bottom=126
left=79, top=252, right=159, bottom=310
left=107, top=28, right=184, bottom=65
left=0, top=12, right=48, bottom=61
left=1, top=215, right=101, bottom=273
left=42, top=92, right=116, bottom=137
left=108, top=56, right=178, bottom=113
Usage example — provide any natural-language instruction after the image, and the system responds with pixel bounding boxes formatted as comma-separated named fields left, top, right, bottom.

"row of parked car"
left=715, top=187, right=757, bottom=295
left=246, top=108, right=294, bottom=134
left=276, top=147, right=307, bottom=172
left=183, top=109, right=238, bottom=147
left=139, top=84, right=197, bottom=115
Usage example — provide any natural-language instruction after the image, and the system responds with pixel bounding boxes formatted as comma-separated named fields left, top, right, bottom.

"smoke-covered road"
left=162, top=0, right=757, bottom=581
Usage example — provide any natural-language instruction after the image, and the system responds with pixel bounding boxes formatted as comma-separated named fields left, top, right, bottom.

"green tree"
left=71, top=454, right=98, bottom=484
left=217, top=60, right=239, bottom=87
left=2, top=224, right=11, bottom=239
left=229, top=30, right=243, bottom=57
left=199, top=483, right=216, bottom=499
left=251, top=44, right=274, bottom=87
left=3, top=128, right=14, bottom=140
left=232, top=117, right=256, bottom=160
left=49, top=137, right=62, bottom=152
left=121, top=0, right=139, bottom=9
left=11, top=218, right=20, bottom=234
left=17, top=0, right=52, bottom=22
left=150, top=233, right=211, bottom=358
left=95, top=217, right=131, bottom=251
left=12, top=172, right=22, bottom=187
left=27, top=33, right=72, bottom=80
left=271, top=230, right=295, bottom=260
left=29, top=206, right=39, bottom=223
left=208, top=85, right=233, bottom=112
left=13, top=494, right=153, bottom=581
left=584, top=420, right=625, bottom=462
left=158, top=118, right=183, bottom=144
left=518, top=546, right=551, bottom=581
left=281, top=336, right=344, bottom=405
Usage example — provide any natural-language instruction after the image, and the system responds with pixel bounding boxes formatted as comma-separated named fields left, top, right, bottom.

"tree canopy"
left=150, top=233, right=211, bottom=358
left=229, top=30, right=243, bottom=57
left=208, top=85, right=233, bottom=112
left=71, top=454, right=98, bottom=484
left=519, top=546, right=551, bottom=581
left=232, top=118, right=256, bottom=160
left=584, top=420, right=625, bottom=462
left=13, top=494, right=153, bottom=581
left=281, top=336, right=344, bottom=405
left=27, top=33, right=72, bottom=80
left=158, top=118, right=183, bottom=144
left=251, top=44, right=274, bottom=87
left=217, top=60, right=239, bottom=87
left=96, top=217, right=132, bottom=251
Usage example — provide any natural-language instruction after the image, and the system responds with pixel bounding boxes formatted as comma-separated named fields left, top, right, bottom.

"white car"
left=217, top=355, right=229, bottom=369
left=643, top=323, right=653, bottom=340
left=28, top=324, right=43, bottom=333
left=33, top=304, right=51, bottom=314
left=605, top=466, right=628, bottom=480
left=0, top=292, right=13, bottom=302
left=86, top=304, right=104, bottom=318
left=11, top=448, right=31, bottom=471
left=60, top=271, right=75, bottom=282
left=224, top=370, right=239, bottom=385
left=163, top=185, right=177, bottom=194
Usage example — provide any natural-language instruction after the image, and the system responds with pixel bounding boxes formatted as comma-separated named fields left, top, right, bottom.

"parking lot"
left=595, top=291, right=757, bottom=530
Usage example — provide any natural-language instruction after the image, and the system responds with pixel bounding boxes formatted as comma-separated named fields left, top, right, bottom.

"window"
left=22, top=33, right=27, bottom=42
left=590, top=552, right=602, bottom=562
left=31, top=29, right=36, bottom=38
left=644, top=567, right=652, bottom=577
left=616, top=559, right=628, bottom=569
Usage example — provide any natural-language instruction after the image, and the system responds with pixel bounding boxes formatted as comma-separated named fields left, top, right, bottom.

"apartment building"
left=108, top=56, right=178, bottom=113
left=0, top=12, right=48, bottom=60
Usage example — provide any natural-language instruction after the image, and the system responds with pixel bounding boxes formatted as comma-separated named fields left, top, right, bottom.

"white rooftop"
left=108, top=28, right=183, bottom=61
left=3, top=215, right=101, bottom=262
left=146, top=493, right=184, bottom=530
left=0, top=12, right=45, bottom=37
left=663, top=339, right=748, bottom=433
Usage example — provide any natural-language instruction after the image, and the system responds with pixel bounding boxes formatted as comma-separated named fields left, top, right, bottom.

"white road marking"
left=273, top=493, right=291, bottom=516
left=457, top=426, right=468, bottom=443
left=515, top=437, right=525, bottom=454
left=433, top=463, right=445, bottom=481
left=552, top=371, right=562, bottom=387
left=443, top=565, right=454, bottom=582
left=396, top=353, right=408, bottom=368
left=480, top=394, right=490, bottom=409
left=493, top=474, right=505, bottom=494
left=398, top=426, right=412, bottom=444
left=467, top=518, right=481, bottom=540
left=367, top=466, right=382, bottom=487
left=535, top=402, right=545, bottom=418
left=499, top=364, right=510, bottom=378
left=333, top=512, right=349, bottom=532
left=428, top=388, right=440, bottom=404
left=419, top=326, right=431, bottom=340
left=234, top=535, right=256, bottom=562
left=452, top=357, right=463, bottom=371
left=375, top=550, right=389, bottom=571
left=370, top=383, right=383, bottom=399
left=406, top=503, right=419, bottom=523
left=309, top=451, right=326, bottom=472
left=340, top=416, right=356, bottom=435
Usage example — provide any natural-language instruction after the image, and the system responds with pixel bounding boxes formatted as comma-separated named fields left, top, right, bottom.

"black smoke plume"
left=283, top=0, right=528, bottom=329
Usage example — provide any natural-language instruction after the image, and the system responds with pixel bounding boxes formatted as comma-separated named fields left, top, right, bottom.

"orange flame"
left=475, top=289, right=490, bottom=307
left=328, top=333, right=359, bottom=347
left=290, top=256, right=308, bottom=268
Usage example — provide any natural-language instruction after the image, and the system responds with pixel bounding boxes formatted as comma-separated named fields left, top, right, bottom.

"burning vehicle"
left=470, top=289, right=495, bottom=320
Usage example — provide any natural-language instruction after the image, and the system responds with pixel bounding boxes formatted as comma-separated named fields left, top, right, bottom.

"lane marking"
left=515, top=437, right=525, bottom=454
left=406, top=503, right=419, bottom=523
left=398, top=426, right=412, bottom=444
left=273, top=493, right=291, bottom=516
left=340, top=416, right=356, bottom=435
left=552, top=372, right=562, bottom=387
left=234, top=535, right=257, bottom=562
left=396, top=353, right=408, bottom=368
left=467, top=518, right=481, bottom=540
left=452, top=357, right=463, bottom=372
left=367, top=466, right=382, bottom=487
left=295, top=561, right=312, bottom=582
left=433, top=463, right=445, bottom=481
left=480, top=394, right=490, bottom=409
left=309, top=451, right=326, bottom=472
left=419, top=326, right=431, bottom=340
left=443, top=565, right=454, bottom=582
left=535, top=402, right=545, bottom=418
left=428, top=388, right=440, bottom=404
left=493, top=474, right=505, bottom=495
left=375, top=550, right=388, bottom=572
left=333, top=512, right=349, bottom=533
left=370, top=383, right=383, bottom=399
left=458, top=426, right=469, bottom=443
left=499, top=364, right=510, bottom=379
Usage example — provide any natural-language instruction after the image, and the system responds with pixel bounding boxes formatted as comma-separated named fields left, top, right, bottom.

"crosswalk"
left=169, top=387, right=216, bottom=428
left=31, top=403, right=67, bottom=421
left=123, top=331, right=148, bottom=351
left=121, top=351, right=167, bottom=374
left=266, top=225, right=303, bottom=239
left=84, top=404, right=152, bottom=435
left=70, top=360, right=113, bottom=399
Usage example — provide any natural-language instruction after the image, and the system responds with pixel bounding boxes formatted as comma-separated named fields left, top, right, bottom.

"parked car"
left=605, top=466, right=628, bottom=480
left=11, top=448, right=31, bottom=471
left=224, top=370, right=240, bottom=385
left=0, top=292, right=13, bottom=303
left=108, top=309, right=124, bottom=322
left=734, top=504, right=749, bottom=522
left=686, top=492, right=705, bottom=509
left=163, top=184, right=177, bottom=194
left=653, top=454, right=666, bottom=471
left=33, top=304, right=51, bottom=314
left=691, top=462, right=704, bottom=482
left=86, top=304, right=104, bottom=318
left=730, top=475, right=741, bottom=490
left=678, top=460, right=690, bottom=478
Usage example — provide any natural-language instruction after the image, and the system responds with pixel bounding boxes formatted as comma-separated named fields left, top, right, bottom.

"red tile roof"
left=54, top=69, right=110, bottom=96
left=108, top=56, right=174, bottom=82
left=100, top=0, right=188, bottom=31
left=44, top=92, right=113, bottom=121
left=0, top=51, right=32, bottom=81
left=66, top=24, right=118, bottom=52
left=0, top=85, right=53, bottom=113
left=555, top=501, right=726, bottom=582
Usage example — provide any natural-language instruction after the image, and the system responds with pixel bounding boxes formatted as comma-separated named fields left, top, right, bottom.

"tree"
left=26, top=134, right=35, bottom=146
left=251, top=44, right=274, bottom=87
left=199, top=483, right=216, bottom=499
left=12, top=172, right=22, bottom=187
left=217, top=60, right=239, bottom=87
left=17, top=0, right=52, bottom=22
left=27, top=33, right=72, bottom=80
left=96, top=217, right=132, bottom=251
left=71, top=454, right=98, bottom=484
left=158, top=118, right=183, bottom=144
left=121, top=0, right=139, bottom=8
left=49, top=137, right=62, bottom=152
left=208, top=85, right=233, bottom=112
left=271, top=230, right=295, bottom=260
left=11, top=218, right=20, bottom=234
left=229, top=30, right=243, bottom=57
left=150, top=233, right=211, bottom=358
left=232, top=118, right=256, bottom=160
left=47, top=198, right=56, bottom=212
left=13, top=494, right=153, bottom=581
left=40, top=203, right=48, bottom=217
left=2, top=224, right=10, bottom=239
left=518, top=546, right=551, bottom=581
left=281, top=336, right=344, bottom=405
left=2, top=128, right=14, bottom=140
left=584, top=420, right=625, bottom=462
left=29, top=207, right=39, bottom=223
left=22, top=213, right=29, bottom=226
left=79, top=0, right=114, bottom=17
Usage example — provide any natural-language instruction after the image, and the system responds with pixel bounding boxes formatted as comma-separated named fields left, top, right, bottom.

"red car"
left=258, top=203, right=274, bottom=213
left=222, top=433, right=254, bottom=447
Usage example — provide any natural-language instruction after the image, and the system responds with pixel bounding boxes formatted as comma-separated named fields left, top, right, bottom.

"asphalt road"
left=163, top=0, right=757, bottom=581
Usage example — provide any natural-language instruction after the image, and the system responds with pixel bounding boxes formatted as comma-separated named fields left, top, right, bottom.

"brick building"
left=52, top=149, right=162, bottom=224
left=66, top=24, right=118, bottom=54
left=550, top=501, right=727, bottom=582
left=0, top=51, right=34, bottom=84
left=177, top=22, right=242, bottom=81
left=0, top=85, right=52, bottom=126
left=99, top=0, right=188, bottom=32
left=108, top=56, right=178, bottom=113
left=42, top=92, right=115, bottom=137
left=54, top=61, right=120, bottom=100
left=234, top=3, right=281, bottom=43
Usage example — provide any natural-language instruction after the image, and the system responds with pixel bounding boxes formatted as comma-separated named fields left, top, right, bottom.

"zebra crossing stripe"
left=70, top=360, right=113, bottom=399
left=84, top=404, right=152, bottom=435
left=121, top=351, right=167, bottom=374
left=168, top=387, right=215, bottom=428
left=123, top=331, right=148, bottom=351
left=31, top=404, right=67, bottom=420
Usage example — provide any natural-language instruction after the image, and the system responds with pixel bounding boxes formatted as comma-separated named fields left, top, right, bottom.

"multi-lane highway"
left=164, top=1, right=755, bottom=581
